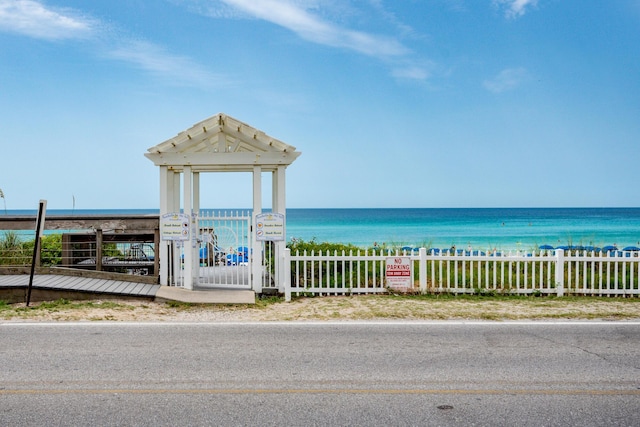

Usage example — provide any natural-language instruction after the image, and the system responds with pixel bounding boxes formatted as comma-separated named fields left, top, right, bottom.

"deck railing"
left=283, top=248, right=640, bottom=301
left=0, top=215, right=159, bottom=279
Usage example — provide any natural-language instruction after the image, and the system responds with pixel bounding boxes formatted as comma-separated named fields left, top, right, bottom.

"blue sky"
left=1, top=0, right=639, bottom=210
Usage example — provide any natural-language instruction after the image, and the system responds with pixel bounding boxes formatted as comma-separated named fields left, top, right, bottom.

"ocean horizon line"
left=4, top=206, right=640, bottom=214
left=2, top=207, right=638, bottom=251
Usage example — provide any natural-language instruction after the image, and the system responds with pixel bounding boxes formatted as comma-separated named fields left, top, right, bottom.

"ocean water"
left=5, top=208, right=640, bottom=251
left=284, top=208, right=640, bottom=251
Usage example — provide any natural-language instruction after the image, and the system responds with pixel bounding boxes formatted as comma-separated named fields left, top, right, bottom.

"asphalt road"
left=1, top=321, right=639, bottom=426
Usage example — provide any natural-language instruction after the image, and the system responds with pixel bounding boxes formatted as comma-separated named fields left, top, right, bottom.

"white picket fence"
left=283, top=248, right=640, bottom=301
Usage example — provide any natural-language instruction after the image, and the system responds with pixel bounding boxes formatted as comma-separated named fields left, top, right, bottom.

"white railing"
left=283, top=248, right=640, bottom=301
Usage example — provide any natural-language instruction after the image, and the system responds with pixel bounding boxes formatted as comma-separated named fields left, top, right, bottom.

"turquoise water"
left=284, top=208, right=640, bottom=251
left=5, top=208, right=640, bottom=251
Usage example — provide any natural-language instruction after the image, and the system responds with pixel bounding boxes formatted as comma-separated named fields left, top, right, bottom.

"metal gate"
left=166, top=210, right=276, bottom=291
left=196, top=211, right=252, bottom=289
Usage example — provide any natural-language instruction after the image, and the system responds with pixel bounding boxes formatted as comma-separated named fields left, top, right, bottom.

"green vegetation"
left=288, top=238, right=362, bottom=254
left=287, top=238, right=385, bottom=290
left=286, top=239, right=640, bottom=294
left=0, top=232, right=63, bottom=266
left=40, top=234, right=62, bottom=265
left=0, top=231, right=28, bottom=265
left=0, top=298, right=139, bottom=320
left=0, top=187, right=6, bottom=214
left=165, top=300, right=193, bottom=309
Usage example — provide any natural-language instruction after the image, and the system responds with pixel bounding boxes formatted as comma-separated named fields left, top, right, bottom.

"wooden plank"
left=67, top=277, right=92, bottom=292
left=36, top=275, right=70, bottom=289
left=124, top=282, right=147, bottom=295
left=0, top=214, right=159, bottom=232
left=93, top=278, right=120, bottom=293
left=0, top=274, right=160, bottom=298
left=133, top=283, right=159, bottom=297
left=48, top=267, right=159, bottom=285
left=119, top=282, right=143, bottom=296
left=101, top=280, right=124, bottom=294
left=52, top=276, right=84, bottom=290
left=110, top=281, right=132, bottom=295
left=89, top=279, right=113, bottom=293
left=135, top=283, right=159, bottom=297
left=95, top=279, right=118, bottom=294
left=67, top=277, right=91, bottom=290
left=43, top=275, right=74, bottom=289
left=79, top=278, right=107, bottom=293
left=0, top=275, right=27, bottom=287
left=138, top=284, right=159, bottom=297
left=126, top=282, right=146, bottom=295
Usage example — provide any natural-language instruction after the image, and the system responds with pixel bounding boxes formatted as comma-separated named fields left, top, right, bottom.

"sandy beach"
left=2, top=295, right=639, bottom=322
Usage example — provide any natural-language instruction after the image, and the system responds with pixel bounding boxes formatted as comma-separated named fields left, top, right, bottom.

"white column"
left=274, top=166, right=286, bottom=292
left=159, top=166, right=169, bottom=286
left=193, top=172, right=200, bottom=214
left=172, top=171, right=181, bottom=212
left=192, top=171, right=200, bottom=279
left=183, top=166, right=194, bottom=290
left=273, top=166, right=286, bottom=213
left=252, top=166, right=263, bottom=294
left=170, top=169, right=181, bottom=287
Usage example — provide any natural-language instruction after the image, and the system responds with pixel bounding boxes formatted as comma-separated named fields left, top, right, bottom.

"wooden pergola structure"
left=145, top=113, right=301, bottom=290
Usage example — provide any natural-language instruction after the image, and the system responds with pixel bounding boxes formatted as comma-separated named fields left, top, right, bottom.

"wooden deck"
left=0, top=275, right=255, bottom=304
left=0, top=274, right=159, bottom=299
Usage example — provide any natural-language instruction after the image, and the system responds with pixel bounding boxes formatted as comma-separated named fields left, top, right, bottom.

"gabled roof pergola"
left=145, top=113, right=301, bottom=290
left=145, top=113, right=300, bottom=172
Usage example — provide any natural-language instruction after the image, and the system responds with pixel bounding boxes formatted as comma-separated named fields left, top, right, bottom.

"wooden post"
left=27, top=200, right=47, bottom=306
left=154, top=228, right=160, bottom=281
left=96, top=229, right=103, bottom=271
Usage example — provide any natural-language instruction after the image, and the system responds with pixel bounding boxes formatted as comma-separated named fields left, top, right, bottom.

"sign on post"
left=255, top=213, right=285, bottom=241
left=27, top=199, right=47, bottom=306
left=160, top=213, right=190, bottom=241
left=385, top=256, right=413, bottom=291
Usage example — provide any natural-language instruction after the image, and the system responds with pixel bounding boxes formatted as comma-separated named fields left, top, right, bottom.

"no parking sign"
left=385, top=256, right=413, bottom=290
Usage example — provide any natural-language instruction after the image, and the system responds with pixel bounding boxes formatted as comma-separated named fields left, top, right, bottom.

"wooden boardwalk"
left=0, top=274, right=159, bottom=298
left=0, top=275, right=255, bottom=304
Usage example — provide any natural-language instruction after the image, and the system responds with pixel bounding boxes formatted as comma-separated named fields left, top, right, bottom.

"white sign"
left=255, top=213, right=285, bottom=241
left=385, top=256, right=413, bottom=290
left=160, top=213, right=190, bottom=241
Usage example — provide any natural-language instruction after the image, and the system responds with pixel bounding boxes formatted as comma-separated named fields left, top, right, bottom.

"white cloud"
left=0, top=0, right=94, bottom=40
left=218, top=0, right=409, bottom=58
left=0, top=0, right=228, bottom=88
left=107, top=40, right=231, bottom=88
left=392, top=65, right=430, bottom=81
left=191, top=0, right=430, bottom=81
left=483, top=67, right=528, bottom=93
left=493, top=0, right=538, bottom=19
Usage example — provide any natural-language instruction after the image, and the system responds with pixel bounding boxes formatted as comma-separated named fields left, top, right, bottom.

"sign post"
left=385, top=256, right=413, bottom=291
left=160, top=213, right=190, bottom=241
left=255, top=213, right=285, bottom=241
left=26, top=200, right=47, bottom=306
